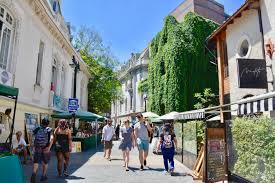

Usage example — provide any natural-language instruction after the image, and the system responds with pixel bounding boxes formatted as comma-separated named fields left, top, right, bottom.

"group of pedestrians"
left=28, top=113, right=177, bottom=183
left=30, top=118, right=72, bottom=183
left=101, top=113, right=178, bottom=175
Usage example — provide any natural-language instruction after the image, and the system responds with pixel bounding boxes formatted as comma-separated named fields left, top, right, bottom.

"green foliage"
left=148, top=12, right=218, bottom=115
left=194, top=88, right=218, bottom=109
left=74, top=27, right=121, bottom=114
left=232, top=117, right=275, bottom=183
left=138, top=79, right=148, bottom=93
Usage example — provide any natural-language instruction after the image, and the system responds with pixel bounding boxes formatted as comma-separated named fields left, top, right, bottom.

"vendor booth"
left=0, top=84, right=25, bottom=183
left=51, top=110, right=104, bottom=151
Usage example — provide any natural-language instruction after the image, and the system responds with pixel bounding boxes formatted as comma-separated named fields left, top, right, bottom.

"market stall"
left=51, top=110, right=104, bottom=151
left=0, top=83, right=25, bottom=183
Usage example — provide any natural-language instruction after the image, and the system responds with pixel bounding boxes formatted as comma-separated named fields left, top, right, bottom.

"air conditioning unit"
left=0, top=68, right=13, bottom=86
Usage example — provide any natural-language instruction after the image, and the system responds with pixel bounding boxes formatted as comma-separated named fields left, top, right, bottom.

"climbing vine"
left=148, top=12, right=218, bottom=114
left=138, top=78, right=148, bottom=93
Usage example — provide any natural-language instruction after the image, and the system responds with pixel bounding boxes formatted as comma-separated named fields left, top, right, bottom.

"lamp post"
left=70, top=56, right=80, bottom=135
left=70, top=56, right=80, bottom=98
left=144, top=94, right=148, bottom=112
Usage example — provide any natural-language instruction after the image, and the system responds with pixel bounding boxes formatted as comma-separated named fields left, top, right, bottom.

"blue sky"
left=61, top=0, right=245, bottom=63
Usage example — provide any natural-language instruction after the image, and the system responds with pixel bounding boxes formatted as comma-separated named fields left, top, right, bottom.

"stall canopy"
left=156, top=111, right=179, bottom=121
left=51, top=110, right=104, bottom=121
left=0, top=83, right=18, bottom=98
left=142, top=112, right=159, bottom=118
left=176, top=109, right=205, bottom=120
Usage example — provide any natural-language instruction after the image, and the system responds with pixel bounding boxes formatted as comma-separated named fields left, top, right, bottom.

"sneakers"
left=140, top=165, right=144, bottom=171
left=163, top=170, right=170, bottom=175
left=144, top=160, right=147, bottom=166
left=64, top=170, right=69, bottom=177
left=40, top=175, right=48, bottom=182
left=107, top=157, right=111, bottom=161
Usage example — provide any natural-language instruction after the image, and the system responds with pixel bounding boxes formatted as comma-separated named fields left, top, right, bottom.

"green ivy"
left=137, top=78, right=148, bottom=93
left=148, top=12, right=218, bottom=114
left=232, top=117, right=275, bottom=183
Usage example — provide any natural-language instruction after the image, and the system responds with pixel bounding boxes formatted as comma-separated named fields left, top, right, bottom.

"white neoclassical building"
left=111, top=48, right=149, bottom=124
left=0, top=0, right=90, bottom=134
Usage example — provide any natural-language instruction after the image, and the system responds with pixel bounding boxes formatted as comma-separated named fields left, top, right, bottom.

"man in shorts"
left=134, top=113, right=152, bottom=170
left=31, top=118, right=53, bottom=183
left=102, top=119, right=115, bottom=161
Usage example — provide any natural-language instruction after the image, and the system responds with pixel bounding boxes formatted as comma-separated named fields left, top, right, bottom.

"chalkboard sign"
left=237, top=58, right=267, bottom=88
left=206, top=128, right=227, bottom=182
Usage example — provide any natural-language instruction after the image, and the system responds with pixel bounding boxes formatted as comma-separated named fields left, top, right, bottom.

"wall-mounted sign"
left=68, top=98, right=79, bottom=112
left=237, top=58, right=267, bottom=88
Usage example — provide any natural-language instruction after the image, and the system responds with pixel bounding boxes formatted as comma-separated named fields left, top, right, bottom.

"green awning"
left=0, top=84, right=18, bottom=98
left=51, top=110, right=104, bottom=121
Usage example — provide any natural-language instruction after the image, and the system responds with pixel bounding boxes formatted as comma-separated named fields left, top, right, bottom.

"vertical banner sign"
left=237, top=58, right=267, bottom=88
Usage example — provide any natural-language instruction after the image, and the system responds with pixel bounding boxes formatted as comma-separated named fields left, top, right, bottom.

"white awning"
left=176, top=109, right=205, bottom=120
left=156, top=111, right=179, bottom=120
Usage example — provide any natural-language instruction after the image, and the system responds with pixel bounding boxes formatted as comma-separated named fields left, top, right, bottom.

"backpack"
left=34, top=127, right=50, bottom=148
left=162, top=132, right=174, bottom=149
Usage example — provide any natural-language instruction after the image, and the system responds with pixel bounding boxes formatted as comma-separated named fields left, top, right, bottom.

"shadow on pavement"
left=23, top=145, right=103, bottom=183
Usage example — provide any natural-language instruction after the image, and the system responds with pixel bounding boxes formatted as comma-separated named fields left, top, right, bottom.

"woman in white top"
left=12, top=131, right=28, bottom=164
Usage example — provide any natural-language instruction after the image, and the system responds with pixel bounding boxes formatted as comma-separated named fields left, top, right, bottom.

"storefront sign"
left=206, top=126, right=227, bottom=182
left=237, top=58, right=267, bottom=88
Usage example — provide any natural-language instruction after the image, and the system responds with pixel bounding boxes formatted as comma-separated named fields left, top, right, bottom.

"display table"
left=0, top=155, right=25, bottom=183
left=73, top=134, right=101, bottom=151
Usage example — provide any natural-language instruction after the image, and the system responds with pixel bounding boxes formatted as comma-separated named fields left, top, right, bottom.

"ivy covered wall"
left=148, top=12, right=218, bottom=114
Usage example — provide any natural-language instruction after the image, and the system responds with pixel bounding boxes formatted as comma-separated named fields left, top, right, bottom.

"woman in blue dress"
left=119, top=120, right=135, bottom=171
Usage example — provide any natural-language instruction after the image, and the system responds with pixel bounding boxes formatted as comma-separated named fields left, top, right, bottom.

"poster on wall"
left=25, top=113, right=39, bottom=143
left=237, top=58, right=267, bottom=88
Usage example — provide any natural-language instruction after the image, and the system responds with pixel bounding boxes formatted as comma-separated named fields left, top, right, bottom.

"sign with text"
left=68, top=98, right=79, bottom=112
left=206, top=126, right=227, bottom=183
left=237, top=58, right=267, bottom=88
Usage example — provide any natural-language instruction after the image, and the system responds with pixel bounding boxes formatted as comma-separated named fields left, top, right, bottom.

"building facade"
left=208, top=0, right=275, bottom=182
left=208, top=0, right=275, bottom=117
left=170, top=0, right=228, bottom=24
left=111, top=48, right=149, bottom=124
left=0, top=0, right=90, bottom=137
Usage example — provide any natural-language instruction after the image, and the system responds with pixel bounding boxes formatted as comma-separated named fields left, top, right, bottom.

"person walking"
left=118, top=120, right=135, bottom=171
left=156, top=123, right=178, bottom=176
left=54, top=119, right=72, bottom=177
left=31, top=118, right=53, bottom=183
left=102, top=119, right=115, bottom=161
left=134, top=113, right=152, bottom=171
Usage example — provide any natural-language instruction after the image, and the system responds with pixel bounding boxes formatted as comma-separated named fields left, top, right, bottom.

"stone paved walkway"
left=23, top=139, right=196, bottom=183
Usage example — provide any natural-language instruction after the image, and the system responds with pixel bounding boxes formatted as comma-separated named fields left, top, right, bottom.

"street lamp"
left=69, top=56, right=80, bottom=135
left=144, top=94, right=148, bottom=112
left=70, top=55, right=80, bottom=98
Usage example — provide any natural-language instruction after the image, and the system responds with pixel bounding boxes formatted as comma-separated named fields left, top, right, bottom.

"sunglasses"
left=136, top=116, right=141, bottom=118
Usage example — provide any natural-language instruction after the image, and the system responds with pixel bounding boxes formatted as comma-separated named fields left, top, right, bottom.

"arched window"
left=0, top=6, right=14, bottom=70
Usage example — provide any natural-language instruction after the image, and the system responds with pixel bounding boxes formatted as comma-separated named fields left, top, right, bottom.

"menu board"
left=206, top=128, right=226, bottom=182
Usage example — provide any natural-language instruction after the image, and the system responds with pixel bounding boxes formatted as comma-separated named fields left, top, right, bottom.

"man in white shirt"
left=101, top=119, right=115, bottom=161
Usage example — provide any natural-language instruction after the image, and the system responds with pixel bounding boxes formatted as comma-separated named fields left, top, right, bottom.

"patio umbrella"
left=156, top=111, right=179, bottom=121
left=142, top=112, right=159, bottom=118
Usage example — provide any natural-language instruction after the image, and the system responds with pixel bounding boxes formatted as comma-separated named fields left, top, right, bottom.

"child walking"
left=157, top=123, right=177, bottom=176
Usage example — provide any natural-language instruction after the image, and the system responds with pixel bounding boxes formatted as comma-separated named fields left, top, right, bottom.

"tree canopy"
left=73, top=26, right=121, bottom=114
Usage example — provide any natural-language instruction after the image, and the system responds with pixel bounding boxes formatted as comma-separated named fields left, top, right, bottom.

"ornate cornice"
left=27, top=0, right=91, bottom=77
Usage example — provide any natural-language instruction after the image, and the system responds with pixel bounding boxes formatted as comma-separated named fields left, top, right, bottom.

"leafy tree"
left=73, top=26, right=121, bottom=114
left=194, top=88, right=218, bottom=110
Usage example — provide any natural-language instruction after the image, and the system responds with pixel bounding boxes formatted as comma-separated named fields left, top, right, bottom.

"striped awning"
left=237, top=91, right=275, bottom=115
left=176, top=109, right=205, bottom=120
